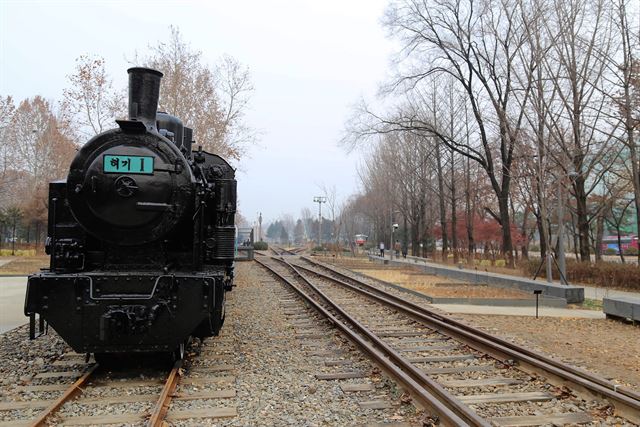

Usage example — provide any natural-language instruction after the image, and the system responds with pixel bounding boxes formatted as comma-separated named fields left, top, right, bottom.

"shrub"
left=529, top=245, right=540, bottom=252
left=604, top=248, right=617, bottom=255
left=479, top=260, right=492, bottom=267
left=495, top=259, right=506, bottom=267
left=624, top=246, right=639, bottom=256
left=253, top=241, right=268, bottom=250
left=521, top=258, right=640, bottom=291
left=0, top=249, right=36, bottom=256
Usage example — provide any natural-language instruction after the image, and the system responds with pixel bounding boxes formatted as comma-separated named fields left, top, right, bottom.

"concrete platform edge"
left=368, top=255, right=584, bottom=304
left=603, top=296, right=640, bottom=322
left=351, top=263, right=567, bottom=307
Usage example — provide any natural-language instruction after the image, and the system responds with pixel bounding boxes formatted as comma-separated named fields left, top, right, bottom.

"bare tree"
left=145, top=27, right=256, bottom=161
left=5, top=97, right=76, bottom=238
left=0, top=96, right=16, bottom=182
left=540, top=0, right=618, bottom=261
left=300, top=207, right=314, bottom=241
left=319, top=183, right=346, bottom=249
left=61, top=54, right=125, bottom=138
left=346, top=0, right=538, bottom=266
left=607, top=0, right=640, bottom=262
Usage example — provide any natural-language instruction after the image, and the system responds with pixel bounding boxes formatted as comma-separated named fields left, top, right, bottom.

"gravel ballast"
left=172, top=261, right=428, bottom=426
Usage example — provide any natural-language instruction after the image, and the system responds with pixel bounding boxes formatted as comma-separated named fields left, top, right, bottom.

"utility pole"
left=313, top=196, right=327, bottom=248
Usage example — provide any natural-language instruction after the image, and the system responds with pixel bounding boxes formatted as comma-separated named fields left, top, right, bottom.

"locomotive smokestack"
left=127, top=67, right=163, bottom=131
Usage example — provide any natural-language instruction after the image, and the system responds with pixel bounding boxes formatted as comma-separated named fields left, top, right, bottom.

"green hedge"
left=253, top=241, right=268, bottom=250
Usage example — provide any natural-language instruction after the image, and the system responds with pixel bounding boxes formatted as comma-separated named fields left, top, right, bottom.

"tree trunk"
left=570, top=212, right=580, bottom=261
left=616, top=224, right=626, bottom=264
left=520, top=206, right=530, bottom=260
left=450, top=148, right=458, bottom=264
left=536, top=212, right=547, bottom=258
left=594, top=213, right=604, bottom=262
left=412, top=216, right=420, bottom=257
left=498, top=190, right=514, bottom=267
left=573, top=176, right=591, bottom=262
left=435, top=139, right=448, bottom=262
left=465, top=156, right=474, bottom=263
left=35, top=222, right=40, bottom=255
left=11, top=219, right=17, bottom=256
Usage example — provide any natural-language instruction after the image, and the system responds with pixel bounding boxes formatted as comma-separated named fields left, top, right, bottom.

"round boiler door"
left=83, top=145, right=172, bottom=228
left=67, top=129, right=193, bottom=246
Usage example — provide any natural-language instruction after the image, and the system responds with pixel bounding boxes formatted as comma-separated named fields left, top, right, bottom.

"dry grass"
left=352, top=269, right=448, bottom=286
left=326, top=257, right=532, bottom=299
left=345, top=266, right=532, bottom=299
left=521, top=258, right=640, bottom=291
left=0, top=256, right=49, bottom=275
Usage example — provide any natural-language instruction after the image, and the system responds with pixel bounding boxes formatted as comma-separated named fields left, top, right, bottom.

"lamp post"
left=313, top=196, right=327, bottom=248
left=258, top=212, right=262, bottom=242
left=390, top=209, right=400, bottom=260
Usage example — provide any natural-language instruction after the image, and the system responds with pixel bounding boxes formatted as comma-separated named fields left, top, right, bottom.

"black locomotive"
left=24, top=67, right=236, bottom=360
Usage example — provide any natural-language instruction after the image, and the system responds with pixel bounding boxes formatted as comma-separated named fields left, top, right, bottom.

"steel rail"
left=29, top=364, right=99, bottom=427
left=272, top=246, right=296, bottom=256
left=300, top=256, right=640, bottom=399
left=256, top=257, right=487, bottom=427
left=148, top=360, right=182, bottom=426
left=298, top=256, right=640, bottom=423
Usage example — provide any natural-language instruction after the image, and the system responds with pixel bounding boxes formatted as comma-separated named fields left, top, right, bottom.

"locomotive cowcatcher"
left=24, top=67, right=236, bottom=360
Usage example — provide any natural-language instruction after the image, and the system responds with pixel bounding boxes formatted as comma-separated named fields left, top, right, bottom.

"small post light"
left=533, top=290, right=543, bottom=318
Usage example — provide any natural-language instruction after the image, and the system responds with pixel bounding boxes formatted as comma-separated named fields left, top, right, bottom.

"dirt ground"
left=0, top=256, right=49, bottom=275
left=324, top=258, right=534, bottom=299
left=354, top=269, right=531, bottom=299
left=354, top=268, right=532, bottom=299
left=455, top=313, right=640, bottom=391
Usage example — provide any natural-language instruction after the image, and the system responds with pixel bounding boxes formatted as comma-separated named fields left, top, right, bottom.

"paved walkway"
left=581, top=285, right=639, bottom=301
left=433, top=303, right=604, bottom=319
left=0, top=276, right=27, bottom=334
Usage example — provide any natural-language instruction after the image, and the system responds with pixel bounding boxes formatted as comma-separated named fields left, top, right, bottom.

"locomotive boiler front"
left=66, top=68, right=194, bottom=246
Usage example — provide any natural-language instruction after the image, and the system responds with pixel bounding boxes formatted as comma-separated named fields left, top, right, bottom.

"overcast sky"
left=0, top=0, right=393, bottom=226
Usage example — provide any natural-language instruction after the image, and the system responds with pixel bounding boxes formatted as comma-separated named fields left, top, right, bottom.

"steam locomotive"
left=24, top=67, right=236, bottom=361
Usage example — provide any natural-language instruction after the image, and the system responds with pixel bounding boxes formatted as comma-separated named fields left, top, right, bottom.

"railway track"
left=0, top=346, right=237, bottom=427
left=1, top=315, right=239, bottom=427
left=255, top=254, right=640, bottom=426
left=1, top=345, right=237, bottom=426
left=270, top=246, right=299, bottom=256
